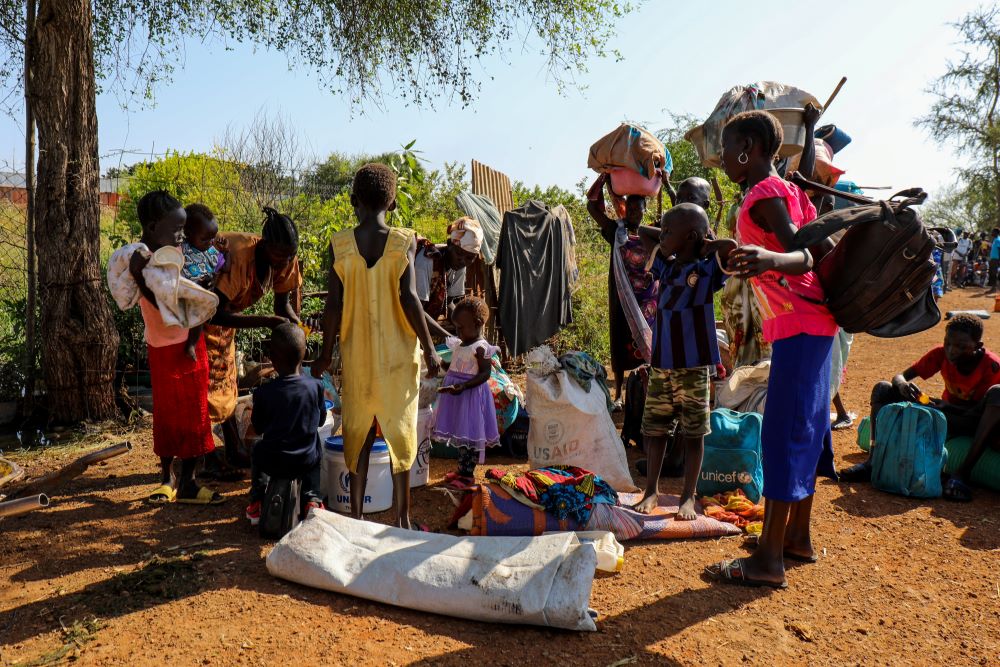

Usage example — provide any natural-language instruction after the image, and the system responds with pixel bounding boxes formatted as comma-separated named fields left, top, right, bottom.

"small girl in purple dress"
left=434, top=297, right=501, bottom=487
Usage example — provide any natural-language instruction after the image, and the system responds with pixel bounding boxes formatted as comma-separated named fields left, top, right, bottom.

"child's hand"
left=803, top=102, right=821, bottom=128
left=728, top=245, right=777, bottom=277
left=129, top=248, right=151, bottom=281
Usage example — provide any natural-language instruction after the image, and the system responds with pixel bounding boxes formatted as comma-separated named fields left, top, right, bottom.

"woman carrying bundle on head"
left=204, top=207, right=304, bottom=475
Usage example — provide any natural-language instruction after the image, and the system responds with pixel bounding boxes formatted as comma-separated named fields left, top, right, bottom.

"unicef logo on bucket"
left=415, top=438, right=430, bottom=470
left=338, top=470, right=351, bottom=493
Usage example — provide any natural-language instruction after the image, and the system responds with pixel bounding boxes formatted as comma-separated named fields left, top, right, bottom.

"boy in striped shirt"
left=634, top=203, right=735, bottom=519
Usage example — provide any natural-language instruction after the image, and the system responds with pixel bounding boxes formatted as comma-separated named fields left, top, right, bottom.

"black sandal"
left=704, top=558, right=787, bottom=589
left=943, top=477, right=973, bottom=502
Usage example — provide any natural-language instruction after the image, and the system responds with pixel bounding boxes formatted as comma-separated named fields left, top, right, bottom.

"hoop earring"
left=738, top=152, right=749, bottom=165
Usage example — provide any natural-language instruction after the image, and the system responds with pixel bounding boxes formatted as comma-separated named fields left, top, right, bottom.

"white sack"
left=526, top=355, right=638, bottom=492
left=266, top=510, right=598, bottom=631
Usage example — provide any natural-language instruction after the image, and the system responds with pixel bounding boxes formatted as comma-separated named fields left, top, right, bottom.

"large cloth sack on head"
left=685, top=81, right=821, bottom=168
left=526, top=355, right=638, bottom=492
left=698, top=409, right=764, bottom=502
left=588, top=123, right=668, bottom=179
left=266, top=510, right=598, bottom=631
left=871, top=403, right=947, bottom=498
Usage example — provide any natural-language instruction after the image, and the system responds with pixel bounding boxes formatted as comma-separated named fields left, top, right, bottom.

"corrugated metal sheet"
left=470, top=160, right=514, bottom=215
left=469, top=160, right=514, bottom=352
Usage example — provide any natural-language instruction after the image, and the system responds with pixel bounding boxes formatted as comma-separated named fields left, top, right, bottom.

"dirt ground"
left=2, top=289, right=999, bottom=667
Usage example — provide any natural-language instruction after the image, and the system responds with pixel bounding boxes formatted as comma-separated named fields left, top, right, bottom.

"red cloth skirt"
left=147, top=336, right=215, bottom=459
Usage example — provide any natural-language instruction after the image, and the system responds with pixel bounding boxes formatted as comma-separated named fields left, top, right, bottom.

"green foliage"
left=115, top=151, right=252, bottom=240
left=917, top=6, right=1000, bottom=227
left=0, top=2, right=634, bottom=112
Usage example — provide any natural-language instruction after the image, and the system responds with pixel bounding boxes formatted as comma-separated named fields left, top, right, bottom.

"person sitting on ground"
left=839, top=314, right=1000, bottom=501
left=414, top=217, right=482, bottom=338
left=312, top=163, right=441, bottom=530
left=181, top=203, right=226, bottom=361
left=128, top=190, right=222, bottom=505
left=632, top=203, right=735, bottom=520
left=587, top=174, right=657, bottom=410
left=245, top=322, right=326, bottom=526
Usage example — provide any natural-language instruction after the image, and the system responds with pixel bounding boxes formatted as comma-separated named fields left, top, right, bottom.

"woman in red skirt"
left=128, top=191, right=221, bottom=504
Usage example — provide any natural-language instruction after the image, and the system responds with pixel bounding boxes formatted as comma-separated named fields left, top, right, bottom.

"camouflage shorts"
left=641, top=366, right=711, bottom=437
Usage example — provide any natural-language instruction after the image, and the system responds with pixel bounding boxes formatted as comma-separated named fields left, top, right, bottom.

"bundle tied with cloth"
left=588, top=122, right=671, bottom=201
left=685, top=81, right=823, bottom=169
left=107, top=242, right=219, bottom=327
left=447, top=216, right=484, bottom=256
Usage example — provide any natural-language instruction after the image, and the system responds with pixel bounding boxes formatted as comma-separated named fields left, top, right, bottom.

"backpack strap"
left=789, top=171, right=927, bottom=208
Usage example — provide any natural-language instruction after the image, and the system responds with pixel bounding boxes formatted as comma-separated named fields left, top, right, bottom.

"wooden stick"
left=13, top=442, right=132, bottom=498
left=821, top=77, right=847, bottom=115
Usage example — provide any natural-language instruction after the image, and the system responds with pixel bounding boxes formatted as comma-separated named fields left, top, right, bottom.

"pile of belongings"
left=685, top=81, right=821, bottom=168
left=450, top=464, right=743, bottom=542
left=700, top=488, right=765, bottom=535
left=588, top=123, right=672, bottom=198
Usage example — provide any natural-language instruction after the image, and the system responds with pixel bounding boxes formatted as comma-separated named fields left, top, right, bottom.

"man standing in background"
left=988, top=228, right=1000, bottom=295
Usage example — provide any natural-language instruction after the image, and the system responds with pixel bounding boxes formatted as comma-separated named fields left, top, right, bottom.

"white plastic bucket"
left=322, top=436, right=393, bottom=514
left=410, top=407, right=433, bottom=488
left=318, top=399, right=341, bottom=442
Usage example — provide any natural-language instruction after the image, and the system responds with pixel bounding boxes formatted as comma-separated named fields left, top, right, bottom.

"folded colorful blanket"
left=485, top=466, right=618, bottom=524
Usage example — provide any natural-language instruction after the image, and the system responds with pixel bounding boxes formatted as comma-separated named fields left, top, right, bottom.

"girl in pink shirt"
left=706, top=108, right=837, bottom=590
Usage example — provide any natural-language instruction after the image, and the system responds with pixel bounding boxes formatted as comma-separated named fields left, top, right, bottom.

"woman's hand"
left=803, top=102, right=821, bottom=129
left=728, top=245, right=778, bottom=278
left=424, top=351, right=443, bottom=379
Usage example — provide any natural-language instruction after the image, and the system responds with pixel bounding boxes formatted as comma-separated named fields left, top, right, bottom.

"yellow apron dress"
left=333, top=226, right=421, bottom=474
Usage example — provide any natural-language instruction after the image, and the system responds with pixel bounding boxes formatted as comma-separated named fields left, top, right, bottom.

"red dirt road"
left=2, top=290, right=998, bottom=666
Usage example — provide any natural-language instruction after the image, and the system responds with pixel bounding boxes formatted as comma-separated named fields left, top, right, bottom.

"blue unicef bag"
left=697, top=409, right=764, bottom=502
left=870, top=403, right=948, bottom=498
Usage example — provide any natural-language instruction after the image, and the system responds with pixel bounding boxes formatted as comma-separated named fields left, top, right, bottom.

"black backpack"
left=789, top=173, right=952, bottom=338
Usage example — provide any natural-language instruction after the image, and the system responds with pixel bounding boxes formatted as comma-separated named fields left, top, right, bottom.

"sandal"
left=176, top=486, right=226, bottom=505
left=704, top=558, right=787, bottom=589
left=831, top=414, right=856, bottom=431
left=742, top=535, right=819, bottom=563
left=147, top=484, right=176, bottom=504
left=943, top=477, right=973, bottom=502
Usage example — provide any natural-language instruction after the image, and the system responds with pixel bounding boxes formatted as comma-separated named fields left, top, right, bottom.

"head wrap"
left=447, top=217, right=484, bottom=255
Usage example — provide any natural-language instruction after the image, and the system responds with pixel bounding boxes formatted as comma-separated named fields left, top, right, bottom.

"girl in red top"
left=706, top=108, right=837, bottom=590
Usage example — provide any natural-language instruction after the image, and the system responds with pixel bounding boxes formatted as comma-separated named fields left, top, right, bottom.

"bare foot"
left=184, top=343, right=197, bottom=361
left=632, top=493, right=659, bottom=514
left=675, top=496, right=698, bottom=521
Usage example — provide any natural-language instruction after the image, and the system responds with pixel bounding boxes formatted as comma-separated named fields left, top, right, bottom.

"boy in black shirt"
left=245, top=323, right=326, bottom=525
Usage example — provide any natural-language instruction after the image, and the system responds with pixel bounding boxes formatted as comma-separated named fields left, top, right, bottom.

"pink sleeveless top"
left=736, top=176, right=838, bottom=343
left=139, top=297, right=188, bottom=348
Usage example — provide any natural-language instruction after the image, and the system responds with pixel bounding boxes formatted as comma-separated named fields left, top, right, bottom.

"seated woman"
left=415, top=217, right=482, bottom=338
left=840, top=314, right=1000, bottom=501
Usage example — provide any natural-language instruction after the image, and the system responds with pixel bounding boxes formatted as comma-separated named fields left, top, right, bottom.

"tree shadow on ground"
left=828, top=478, right=1000, bottom=551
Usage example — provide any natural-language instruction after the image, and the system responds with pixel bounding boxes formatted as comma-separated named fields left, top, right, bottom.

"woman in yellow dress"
left=313, top=164, right=440, bottom=529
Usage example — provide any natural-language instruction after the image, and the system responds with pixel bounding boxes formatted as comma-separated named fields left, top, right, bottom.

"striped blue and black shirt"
left=650, top=254, right=727, bottom=370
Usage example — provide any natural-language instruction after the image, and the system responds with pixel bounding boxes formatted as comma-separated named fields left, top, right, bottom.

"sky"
left=0, top=0, right=987, bottom=201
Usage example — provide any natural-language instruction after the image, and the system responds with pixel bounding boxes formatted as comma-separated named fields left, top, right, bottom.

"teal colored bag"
left=870, top=403, right=948, bottom=498
left=698, top=409, right=764, bottom=502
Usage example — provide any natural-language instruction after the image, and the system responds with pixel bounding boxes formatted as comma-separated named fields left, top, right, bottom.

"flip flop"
left=742, top=535, right=820, bottom=563
left=176, top=486, right=226, bottom=505
left=943, top=477, right=974, bottom=502
left=704, top=558, right=787, bottom=589
left=147, top=484, right=176, bottom=504
left=831, top=415, right=855, bottom=431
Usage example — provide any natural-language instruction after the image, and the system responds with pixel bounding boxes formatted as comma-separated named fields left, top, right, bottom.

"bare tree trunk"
left=26, top=0, right=118, bottom=422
